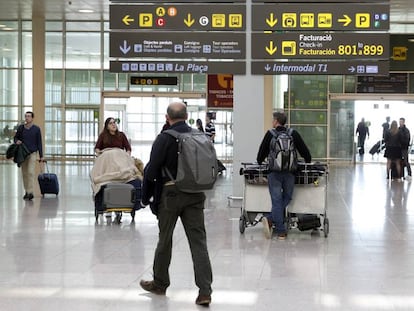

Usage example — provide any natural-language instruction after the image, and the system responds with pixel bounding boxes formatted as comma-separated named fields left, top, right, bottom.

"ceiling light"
left=78, top=9, right=94, bottom=13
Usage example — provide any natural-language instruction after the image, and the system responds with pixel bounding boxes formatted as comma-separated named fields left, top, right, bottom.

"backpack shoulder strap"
left=163, top=129, right=180, bottom=139
left=269, top=128, right=278, bottom=138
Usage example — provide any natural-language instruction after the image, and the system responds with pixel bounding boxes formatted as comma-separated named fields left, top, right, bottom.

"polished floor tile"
left=0, top=160, right=414, bottom=310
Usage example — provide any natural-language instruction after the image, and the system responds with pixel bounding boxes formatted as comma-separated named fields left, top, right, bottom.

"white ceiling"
left=0, top=0, right=413, bottom=33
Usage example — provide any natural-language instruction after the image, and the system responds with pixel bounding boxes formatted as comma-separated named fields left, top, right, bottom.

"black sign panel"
left=111, top=0, right=245, bottom=2
left=110, top=61, right=246, bottom=74
left=252, top=3, right=389, bottom=31
left=110, top=32, right=245, bottom=59
left=251, top=32, right=389, bottom=60
left=357, top=73, right=408, bottom=93
left=251, top=60, right=389, bottom=75
left=130, top=76, right=178, bottom=86
left=110, top=4, right=245, bottom=31
left=252, top=0, right=386, bottom=2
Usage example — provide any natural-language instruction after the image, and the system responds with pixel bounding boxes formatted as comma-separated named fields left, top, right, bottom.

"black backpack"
left=268, top=128, right=298, bottom=172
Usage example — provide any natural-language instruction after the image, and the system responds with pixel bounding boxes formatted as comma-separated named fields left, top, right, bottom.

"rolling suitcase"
left=369, top=140, right=381, bottom=155
left=99, top=182, right=138, bottom=224
left=38, top=161, right=59, bottom=196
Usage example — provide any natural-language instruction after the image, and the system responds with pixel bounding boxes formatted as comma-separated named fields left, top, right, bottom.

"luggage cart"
left=238, top=162, right=329, bottom=237
left=287, top=162, right=329, bottom=237
left=238, top=163, right=271, bottom=234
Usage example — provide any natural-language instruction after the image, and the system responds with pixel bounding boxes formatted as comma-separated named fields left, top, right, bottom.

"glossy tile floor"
left=1, top=160, right=414, bottom=311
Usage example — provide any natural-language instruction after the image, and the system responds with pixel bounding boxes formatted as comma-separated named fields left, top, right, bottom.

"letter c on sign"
left=157, top=18, right=165, bottom=27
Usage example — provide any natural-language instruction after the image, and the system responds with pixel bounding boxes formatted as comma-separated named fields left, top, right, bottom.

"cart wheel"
left=239, top=216, right=246, bottom=234
left=323, top=218, right=329, bottom=238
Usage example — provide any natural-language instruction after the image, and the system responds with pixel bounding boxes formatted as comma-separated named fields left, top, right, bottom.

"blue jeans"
left=266, top=171, right=295, bottom=234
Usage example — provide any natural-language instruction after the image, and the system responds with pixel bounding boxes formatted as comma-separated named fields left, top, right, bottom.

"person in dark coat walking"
left=356, top=118, right=369, bottom=154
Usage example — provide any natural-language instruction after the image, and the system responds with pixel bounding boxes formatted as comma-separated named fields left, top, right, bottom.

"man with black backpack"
left=257, top=111, right=312, bottom=240
left=140, top=102, right=213, bottom=306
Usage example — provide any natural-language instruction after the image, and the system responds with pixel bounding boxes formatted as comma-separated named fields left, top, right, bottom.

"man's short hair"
left=273, top=111, right=287, bottom=126
left=400, top=117, right=405, bottom=122
left=167, top=102, right=187, bottom=121
left=25, top=111, right=34, bottom=118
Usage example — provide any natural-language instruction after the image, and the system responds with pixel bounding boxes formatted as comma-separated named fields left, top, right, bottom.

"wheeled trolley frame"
left=238, top=162, right=329, bottom=237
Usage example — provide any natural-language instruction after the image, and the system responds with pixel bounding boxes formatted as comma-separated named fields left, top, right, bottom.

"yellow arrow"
left=184, top=13, right=195, bottom=27
left=338, top=15, right=352, bottom=27
left=122, top=15, right=134, bottom=26
left=265, top=41, right=277, bottom=55
left=266, top=13, right=278, bottom=27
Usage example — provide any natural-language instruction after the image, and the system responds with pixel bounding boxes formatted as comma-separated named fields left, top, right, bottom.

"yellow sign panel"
left=392, top=47, right=408, bottom=61
left=213, top=14, right=226, bottom=27
left=139, top=13, right=153, bottom=27
left=318, top=13, right=332, bottom=28
left=300, top=14, right=314, bottom=28
left=282, top=41, right=296, bottom=56
left=229, top=14, right=243, bottom=28
left=355, top=13, right=370, bottom=28
left=282, top=13, right=296, bottom=28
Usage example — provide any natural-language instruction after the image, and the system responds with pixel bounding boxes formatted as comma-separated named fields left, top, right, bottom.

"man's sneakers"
left=262, top=217, right=273, bottom=239
left=195, top=294, right=211, bottom=306
left=139, top=280, right=166, bottom=295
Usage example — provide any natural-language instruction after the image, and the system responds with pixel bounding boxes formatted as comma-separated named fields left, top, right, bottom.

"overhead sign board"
left=252, top=3, right=389, bottom=31
left=110, top=32, right=245, bottom=59
left=251, top=32, right=389, bottom=60
left=252, top=0, right=387, bottom=2
left=110, top=4, right=245, bottom=31
left=111, top=0, right=245, bottom=2
left=110, top=61, right=246, bottom=74
left=251, top=60, right=389, bottom=75
left=130, top=76, right=178, bottom=85
left=357, top=73, right=408, bottom=93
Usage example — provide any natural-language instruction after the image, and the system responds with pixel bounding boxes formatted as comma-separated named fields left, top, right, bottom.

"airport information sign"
left=251, top=60, right=389, bottom=75
left=252, top=3, right=389, bottom=31
left=110, top=32, right=245, bottom=59
left=252, top=0, right=386, bottom=2
left=110, top=61, right=246, bottom=75
left=110, top=4, right=245, bottom=31
left=109, top=1, right=390, bottom=76
left=111, top=0, right=245, bottom=2
left=251, top=32, right=389, bottom=60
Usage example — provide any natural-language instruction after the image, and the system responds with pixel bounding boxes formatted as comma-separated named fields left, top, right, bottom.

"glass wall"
left=286, top=75, right=328, bottom=160
left=0, top=21, right=28, bottom=154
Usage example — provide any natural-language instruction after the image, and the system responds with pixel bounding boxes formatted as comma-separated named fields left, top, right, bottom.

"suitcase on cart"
left=38, top=161, right=59, bottom=196
left=95, top=180, right=141, bottom=224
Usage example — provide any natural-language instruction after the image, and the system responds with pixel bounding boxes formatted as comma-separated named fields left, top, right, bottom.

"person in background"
left=95, top=117, right=131, bottom=156
left=140, top=102, right=213, bottom=306
left=399, top=117, right=412, bottom=181
left=204, top=115, right=226, bottom=174
left=257, top=111, right=311, bottom=240
left=196, top=118, right=204, bottom=132
left=205, top=114, right=215, bottom=143
left=356, top=117, right=369, bottom=155
left=14, top=111, right=44, bottom=200
left=384, top=120, right=403, bottom=181
left=382, top=116, right=391, bottom=140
